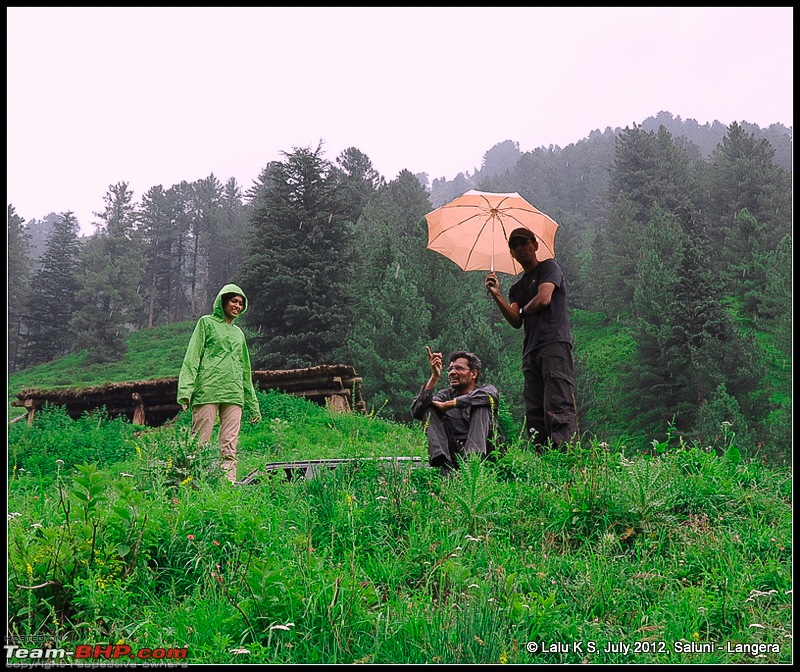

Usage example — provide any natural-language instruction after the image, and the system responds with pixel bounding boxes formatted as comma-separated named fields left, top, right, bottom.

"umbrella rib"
left=463, top=216, right=495, bottom=270
left=427, top=211, right=484, bottom=246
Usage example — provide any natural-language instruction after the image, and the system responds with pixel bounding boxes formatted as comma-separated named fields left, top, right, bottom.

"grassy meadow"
left=6, top=324, right=793, bottom=664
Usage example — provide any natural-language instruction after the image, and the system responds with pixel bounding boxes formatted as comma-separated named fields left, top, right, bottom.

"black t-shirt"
left=508, top=258, right=573, bottom=357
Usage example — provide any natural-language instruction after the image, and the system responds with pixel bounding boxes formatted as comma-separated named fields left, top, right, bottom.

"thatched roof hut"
left=12, top=364, right=365, bottom=426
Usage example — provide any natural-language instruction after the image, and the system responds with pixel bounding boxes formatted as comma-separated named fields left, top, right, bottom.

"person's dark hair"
left=221, top=292, right=244, bottom=307
left=449, top=351, right=482, bottom=379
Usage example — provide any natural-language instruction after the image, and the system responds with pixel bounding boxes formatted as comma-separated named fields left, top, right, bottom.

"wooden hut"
left=12, top=364, right=365, bottom=426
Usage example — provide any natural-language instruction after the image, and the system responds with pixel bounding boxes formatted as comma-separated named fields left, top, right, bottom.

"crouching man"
left=411, top=346, right=502, bottom=473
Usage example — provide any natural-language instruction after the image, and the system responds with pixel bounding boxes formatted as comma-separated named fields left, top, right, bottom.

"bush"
left=8, top=404, right=138, bottom=482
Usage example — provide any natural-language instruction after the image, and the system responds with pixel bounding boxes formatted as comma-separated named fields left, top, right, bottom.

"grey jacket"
left=411, top=384, right=500, bottom=442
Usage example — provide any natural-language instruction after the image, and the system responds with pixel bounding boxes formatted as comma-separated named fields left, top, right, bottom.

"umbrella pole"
left=491, top=218, right=495, bottom=273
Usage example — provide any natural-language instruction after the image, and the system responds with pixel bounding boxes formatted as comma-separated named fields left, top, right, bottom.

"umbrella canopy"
left=424, top=190, right=559, bottom=275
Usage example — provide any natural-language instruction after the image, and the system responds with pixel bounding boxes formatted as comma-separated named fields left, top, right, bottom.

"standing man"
left=411, top=346, right=501, bottom=473
left=178, top=283, right=261, bottom=484
left=485, top=227, right=578, bottom=450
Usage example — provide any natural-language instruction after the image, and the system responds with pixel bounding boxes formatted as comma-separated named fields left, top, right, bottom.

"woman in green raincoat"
left=178, top=283, right=261, bottom=483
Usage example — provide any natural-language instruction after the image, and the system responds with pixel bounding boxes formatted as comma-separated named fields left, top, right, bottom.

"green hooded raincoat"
left=177, top=284, right=261, bottom=421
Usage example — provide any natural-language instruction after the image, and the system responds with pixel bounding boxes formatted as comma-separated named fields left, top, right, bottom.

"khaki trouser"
left=191, top=403, right=243, bottom=483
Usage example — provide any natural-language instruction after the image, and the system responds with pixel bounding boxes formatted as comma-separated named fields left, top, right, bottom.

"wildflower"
left=135, top=446, right=142, bottom=458
left=746, top=589, right=778, bottom=602
left=499, top=651, right=508, bottom=664
left=230, top=649, right=250, bottom=655
left=213, top=540, right=220, bottom=546
left=187, top=534, right=195, bottom=540
left=180, top=475, right=193, bottom=486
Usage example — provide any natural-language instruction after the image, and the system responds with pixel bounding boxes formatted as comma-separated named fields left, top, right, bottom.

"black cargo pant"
left=425, top=405, right=493, bottom=470
left=523, top=341, right=578, bottom=450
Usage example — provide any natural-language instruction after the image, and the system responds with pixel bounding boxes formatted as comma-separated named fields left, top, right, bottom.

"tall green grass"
left=7, top=394, right=792, bottom=664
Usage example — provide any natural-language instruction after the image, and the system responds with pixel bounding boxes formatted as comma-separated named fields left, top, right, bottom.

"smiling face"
left=223, top=295, right=245, bottom=322
left=447, top=357, right=478, bottom=393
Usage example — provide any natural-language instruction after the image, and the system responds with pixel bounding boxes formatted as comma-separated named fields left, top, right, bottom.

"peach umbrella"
left=424, top=190, right=558, bottom=275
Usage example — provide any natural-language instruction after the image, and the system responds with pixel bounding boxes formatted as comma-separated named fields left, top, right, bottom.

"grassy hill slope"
left=8, top=321, right=195, bottom=420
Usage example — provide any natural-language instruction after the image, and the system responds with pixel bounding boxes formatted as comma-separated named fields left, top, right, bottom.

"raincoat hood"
left=213, top=283, right=248, bottom=321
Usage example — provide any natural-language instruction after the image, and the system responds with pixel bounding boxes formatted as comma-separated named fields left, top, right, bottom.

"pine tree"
left=70, top=183, right=144, bottom=363
left=622, top=207, right=686, bottom=434
left=600, top=124, right=701, bottom=316
left=705, top=122, right=791, bottom=243
left=139, top=185, right=180, bottom=328
left=331, top=147, right=383, bottom=225
left=207, top=178, right=250, bottom=295
left=623, top=207, right=767, bottom=438
left=240, top=143, right=353, bottom=368
left=25, top=211, right=82, bottom=364
left=333, top=171, right=434, bottom=417
left=7, top=204, right=34, bottom=371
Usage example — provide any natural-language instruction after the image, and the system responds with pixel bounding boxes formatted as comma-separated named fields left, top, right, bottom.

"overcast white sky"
left=7, top=7, right=793, bottom=235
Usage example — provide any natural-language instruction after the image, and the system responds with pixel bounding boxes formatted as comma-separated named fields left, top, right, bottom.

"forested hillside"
left=7, top=114, right=792, bottom=464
